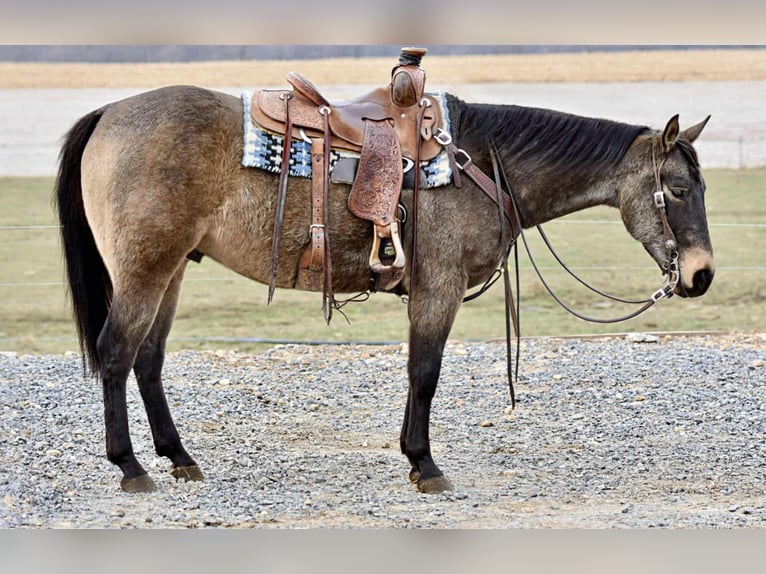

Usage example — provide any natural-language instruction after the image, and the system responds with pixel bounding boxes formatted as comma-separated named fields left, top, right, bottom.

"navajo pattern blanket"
left=241, top=91, right=453, bottom=189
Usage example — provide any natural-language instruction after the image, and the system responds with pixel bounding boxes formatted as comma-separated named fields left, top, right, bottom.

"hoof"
left=171, top=464, right=204, bottom=482
left=416, top=475, right=454, bottom=494
left=409, top=468, right=420, bottom=483
left=121, top=474, right=157, bottom=493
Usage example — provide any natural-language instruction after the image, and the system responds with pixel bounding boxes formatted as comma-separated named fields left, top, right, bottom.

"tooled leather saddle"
left=250, top=47, right=444, bottom=320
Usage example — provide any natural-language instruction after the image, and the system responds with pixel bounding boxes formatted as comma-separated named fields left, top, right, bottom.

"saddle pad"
left=241, top=91, right=453, bottom=189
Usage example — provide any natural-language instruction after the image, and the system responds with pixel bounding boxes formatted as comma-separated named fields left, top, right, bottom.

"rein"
left=436, top=129, right=522, bottom=406
left=434, top=131, right=683, bottom=404
left=519, top=143, right=680, bottom=323
left=441, top=131, right=681, bottom=319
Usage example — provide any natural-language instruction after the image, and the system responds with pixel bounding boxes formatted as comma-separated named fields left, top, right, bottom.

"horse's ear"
left=662, top=114, right=680, bottom=152
left=681, top=115, right=711, bottom=144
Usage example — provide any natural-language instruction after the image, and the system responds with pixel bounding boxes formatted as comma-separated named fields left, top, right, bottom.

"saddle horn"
left=391, top=47, right=427, bottom=108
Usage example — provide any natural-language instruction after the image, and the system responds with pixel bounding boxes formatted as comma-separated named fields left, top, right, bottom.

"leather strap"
left=651, top=142, right=678, bottom=263
left=268, top=93, right=293, bottom=304
left=321, top=111, right=334, bottom=323
left=296, top=137, right=327, bottom=292
left=434, top=129, right=520, bottom=239
left=407, top=102, right=429, bottom=318
left=490, top=146, right=518, bottom=406
left=296, top=110, right=335, bottom=323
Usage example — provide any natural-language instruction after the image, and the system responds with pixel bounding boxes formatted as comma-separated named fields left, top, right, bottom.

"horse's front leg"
left=401, top=280, right=464, bottom=493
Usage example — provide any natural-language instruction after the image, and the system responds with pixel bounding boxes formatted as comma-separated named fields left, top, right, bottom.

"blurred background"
left=1, top=45, right=763, bottom=354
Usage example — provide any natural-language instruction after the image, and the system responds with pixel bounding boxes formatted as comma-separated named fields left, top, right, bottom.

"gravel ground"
left=0, top=333, right=764, bottom=529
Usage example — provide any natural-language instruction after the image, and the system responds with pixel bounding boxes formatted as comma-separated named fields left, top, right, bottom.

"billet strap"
left=295, top=110, right=335, bottom=323
left=268, top=92, right=293, bottom=304
left=297, top=138, right=328, bottom=291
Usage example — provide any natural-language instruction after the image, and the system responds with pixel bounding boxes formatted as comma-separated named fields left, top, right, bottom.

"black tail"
left=53, top=108, right=111, bottom=376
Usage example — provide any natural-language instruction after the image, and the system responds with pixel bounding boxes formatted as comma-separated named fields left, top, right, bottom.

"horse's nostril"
left=693, top=268, right=714, bottom=294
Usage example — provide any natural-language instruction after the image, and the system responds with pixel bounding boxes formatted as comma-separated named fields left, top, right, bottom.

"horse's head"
left=620, top=115, right=714, bottom=298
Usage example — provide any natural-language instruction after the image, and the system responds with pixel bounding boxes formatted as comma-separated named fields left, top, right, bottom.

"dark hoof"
left=409, top=468, right=420, bottom=483
left=171, top=464, right=204, bottom=482
left=417, top=475, right=454, bottom=494
left=121, top=474, right=157, bottom=493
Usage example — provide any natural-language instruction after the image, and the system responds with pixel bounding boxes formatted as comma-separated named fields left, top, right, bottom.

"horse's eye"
left=669, top=186, right=688, bottom=199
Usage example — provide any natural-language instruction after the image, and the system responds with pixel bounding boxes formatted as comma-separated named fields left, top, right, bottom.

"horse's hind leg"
left=133, top=262, right=203, bottom=484
left=98, top=301, right=161, bottom=492
left=98, top=270, right=183, bottom=493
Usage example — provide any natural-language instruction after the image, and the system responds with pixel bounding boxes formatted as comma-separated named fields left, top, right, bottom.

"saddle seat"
left=250, top=72, right=444, bottom=162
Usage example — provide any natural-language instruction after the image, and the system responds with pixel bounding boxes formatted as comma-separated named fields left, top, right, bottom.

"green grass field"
left=0, top=170, right=763, bottom=355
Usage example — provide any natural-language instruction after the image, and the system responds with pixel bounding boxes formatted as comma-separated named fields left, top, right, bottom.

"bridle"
left=651, top=141, right=681, bottom=291
left=444, top=132, right=682, bottom=321
left=520, top=142, right=681, bottom=324
left=435, top=130, right=684, bottom=405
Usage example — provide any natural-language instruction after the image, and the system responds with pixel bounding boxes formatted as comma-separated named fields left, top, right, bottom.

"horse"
left=54, top=85, right=714, bottom=494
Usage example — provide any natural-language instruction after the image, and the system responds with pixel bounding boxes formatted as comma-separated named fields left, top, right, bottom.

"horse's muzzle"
left=675, top=265, right=715, bottom=298
left=674, top=247, right=715, bottom=298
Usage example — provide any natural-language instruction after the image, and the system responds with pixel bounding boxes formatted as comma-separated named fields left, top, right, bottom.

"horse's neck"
left=452, top=97, right=644, bottom=228
left=513, top=167, right=621, bottom=227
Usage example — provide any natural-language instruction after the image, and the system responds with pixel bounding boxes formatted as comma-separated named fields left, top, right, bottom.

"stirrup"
left=370, top=221, right=405, bottom=273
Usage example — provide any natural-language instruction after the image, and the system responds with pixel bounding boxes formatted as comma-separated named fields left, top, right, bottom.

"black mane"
left=447, top=93, right=650, bottom=174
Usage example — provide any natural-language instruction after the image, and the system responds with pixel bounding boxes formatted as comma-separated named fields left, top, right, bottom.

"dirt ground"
left=1, top=48, right=765, bottom=89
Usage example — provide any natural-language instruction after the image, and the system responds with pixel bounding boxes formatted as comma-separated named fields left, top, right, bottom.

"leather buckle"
left=433, top=128, right=452, bottom=146
left=654, top=190, right=666, bottom=209
left=453, top=148, right=472, bottom=170
left=651, top=285, right=672, bottom=302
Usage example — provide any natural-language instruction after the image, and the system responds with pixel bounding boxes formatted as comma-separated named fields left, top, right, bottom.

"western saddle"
left=250, top=47, right=444, bottom=320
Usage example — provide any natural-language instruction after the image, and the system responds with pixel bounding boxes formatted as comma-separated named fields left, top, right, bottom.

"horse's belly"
left=197, top=197, right=376, bottom=293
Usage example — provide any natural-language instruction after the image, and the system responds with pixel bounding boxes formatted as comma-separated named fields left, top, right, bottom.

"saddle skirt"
left=240, top=91, right=453, bottom=189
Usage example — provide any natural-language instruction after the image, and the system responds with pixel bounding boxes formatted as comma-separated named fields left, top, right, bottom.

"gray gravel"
left=1, top=333, right=764, bottom=528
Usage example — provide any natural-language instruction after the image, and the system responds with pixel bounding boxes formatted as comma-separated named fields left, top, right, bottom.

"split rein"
left=437, top=131, right=681, bottom=406
left=517, top=143, right=681, bottom=324
left=296, top=127, right=681, bottom=407
left=447, top=132, right=681, bottom=325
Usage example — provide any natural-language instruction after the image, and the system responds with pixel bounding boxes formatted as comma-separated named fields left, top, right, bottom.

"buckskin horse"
left=54, top=62, right=714, bottom=494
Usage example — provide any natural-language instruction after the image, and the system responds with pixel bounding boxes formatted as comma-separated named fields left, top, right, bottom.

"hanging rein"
left=328, top=128, right=680, bottom=408
left=514, top=142, right=680, bottom=324
left=433, top=130, right=681, bottom=406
